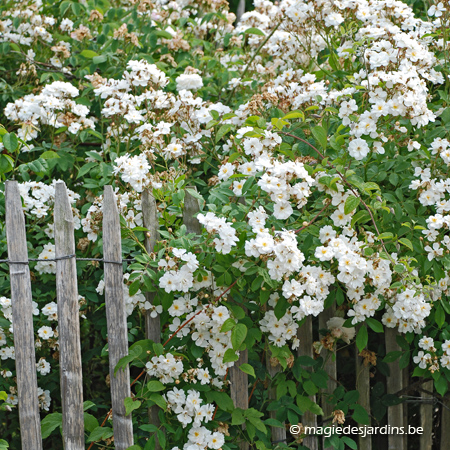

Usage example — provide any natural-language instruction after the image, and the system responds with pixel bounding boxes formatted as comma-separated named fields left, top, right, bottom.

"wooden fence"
left=2, top=178, right=448, bottom=449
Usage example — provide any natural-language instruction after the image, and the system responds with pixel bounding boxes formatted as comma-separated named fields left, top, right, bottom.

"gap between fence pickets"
left=5, top=180, right=43, bottom=450
left=55, top=181, right=84, bottom=449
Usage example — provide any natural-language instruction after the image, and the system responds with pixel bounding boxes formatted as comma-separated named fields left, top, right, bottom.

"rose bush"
left=1, top=0, right=450, bottom=449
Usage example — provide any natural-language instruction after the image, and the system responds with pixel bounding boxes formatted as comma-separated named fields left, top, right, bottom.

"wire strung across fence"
left=0, top=256, right=136, bottom=264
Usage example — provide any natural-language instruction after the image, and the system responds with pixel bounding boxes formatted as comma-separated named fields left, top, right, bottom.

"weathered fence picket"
left=103, top=186, right=134, bottom=449
left=298, top=316, right=319, bottom=450
left=420, top=380, right=433, bottom=450
left=356, top=324, right=372, bottom=450
left=266, top=349, right=286, bottom=446
left=5, top=180, right=43, bottom=450
left=441, top=396, right=450, bottom=450
left=55, top=181, right=84, bottom=450
left=319, top=306, right=337, bottom=450
left=385, top=328, right=406, bottom=450
left=142, top=188, right=162, bottom=450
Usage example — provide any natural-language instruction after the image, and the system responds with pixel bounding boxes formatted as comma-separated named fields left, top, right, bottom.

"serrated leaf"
left=344, top=196, right=360, bottom=215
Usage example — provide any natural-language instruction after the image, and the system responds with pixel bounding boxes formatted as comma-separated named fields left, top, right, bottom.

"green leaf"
left=436, top=303, right=445, bottom=329
left=80, top=50, right=99, bottom=58
left=77, top=162, right=98, bottom=178
left=342, top=436, right=358, bottom=449
left=206, top=391, right=234, bottom=412
left=124, top=397, right=141, bottom=416
left=155, top=30, right=173, bottom=39
left=93, top=54, right=108, bottom=64
left=41, top=151, right=60, bottom=159
left=2, top=132, right=18, bottom=152
left=231, top=323, right=247, bottom=350
left=243, top=27, right=265, bottom=36
left=84, top=413, right=99, bottom=432
left=436, top=375, right=448, bottom=396
left=41, top=413, right=62, bottom=439
left=223, top=348, right=239, bottom=363
left=344, top=196, right=360, bottom=215
left=303, top=380, right=318, bottom=396
left=148, top=393, right=167, bottom=410
left=283, top=111, right=305, bottom=120
left=215, top=124, right=233, bottom=143
left=239, top=363, right=256, bottom=378
left=398, top=238, right=413, bottom=251
left=0, top=439, right=9, bottom=450
left=0, top=155, right=14, bottom=174
left=383, top=351, right=402, bottom=363
left=356, top=326, right=368, bottom=352
left=220, top=318, right=236, bottom=333
left=87, top=426, right=114, bottom=443
left=352, top=404, right=370, bottom=424
left=146, top=380, right=165, bottom=392
left=311, top=125, right=328, bottom=150
left=366, top=318, right=383, bottom=333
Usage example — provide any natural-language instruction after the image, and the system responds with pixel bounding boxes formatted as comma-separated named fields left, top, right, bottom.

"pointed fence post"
left=319, top=306, right=337, bottom=450
left=142, top=189, right=161, bottom=450
left=55, top=181, right=84, bottom=450
left=385, top=328, right=406, bottom=450
left=103, top=186, right=134, bottom=450
left=5, top=180, right=43, bottom=450
left=297, top=316, right=319, bottom=450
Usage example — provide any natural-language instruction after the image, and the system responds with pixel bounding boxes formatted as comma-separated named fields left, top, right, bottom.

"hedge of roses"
left=1, top=0, right=450, bottom=448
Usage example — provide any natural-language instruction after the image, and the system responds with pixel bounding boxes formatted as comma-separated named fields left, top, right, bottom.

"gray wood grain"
left=319, top=306, right=337, bottom=450
left=182, top=187, right=202, bottom=236
left=266, top=348, right=286, bottom=446
left=356, top=324, right=372, bottom=450
left=441, top=395, right=450, bottom=450
left=55, top=181, right=84, bottom=450
left=230, top=350, right=249, bottom=450
left=103, top=186, right=134, bottom=449
left=5, top=181, right=43, bottom=450
left=385, top=328, right=406, bottom=450
left=420, top=380, right=433, bottom=450
left=141, top=189, right=161, bottom=449
left=298, top=316, right=319, bottom=450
